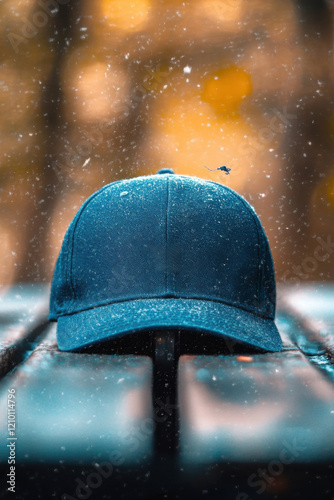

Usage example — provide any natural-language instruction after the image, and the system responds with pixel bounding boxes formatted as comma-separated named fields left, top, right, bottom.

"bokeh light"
left=101, top=0, right=151, bottom=31
left=0, top=0, right=333, bottom=284
left=201, top=65, right=253, bottom=117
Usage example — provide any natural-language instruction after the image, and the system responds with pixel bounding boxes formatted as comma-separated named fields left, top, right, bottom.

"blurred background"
left=0, top=0, right=334, bottom=291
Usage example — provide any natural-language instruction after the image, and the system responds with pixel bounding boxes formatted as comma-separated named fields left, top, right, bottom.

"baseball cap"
left=49, top=169, right=282, bottom=352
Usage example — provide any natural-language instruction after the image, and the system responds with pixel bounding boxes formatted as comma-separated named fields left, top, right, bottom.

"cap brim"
left=56, top=298, right=282, bottom=353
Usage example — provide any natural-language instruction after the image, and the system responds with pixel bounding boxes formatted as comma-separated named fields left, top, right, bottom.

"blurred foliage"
left=0, top=0, right=333, bottom=289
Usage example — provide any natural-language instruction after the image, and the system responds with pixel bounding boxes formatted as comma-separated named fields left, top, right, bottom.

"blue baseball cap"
left=49, top=169, right=282, bottom=352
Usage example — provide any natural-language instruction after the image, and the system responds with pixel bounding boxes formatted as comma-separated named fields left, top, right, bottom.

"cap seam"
left=55, top=295, right=274, bottom=320
left=216, top=186, right=263, bottom=309
left=165, top=176, right=170, bottom=293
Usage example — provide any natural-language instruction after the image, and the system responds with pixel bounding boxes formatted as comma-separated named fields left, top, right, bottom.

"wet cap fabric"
left=49, top=169, right=283, bottom=352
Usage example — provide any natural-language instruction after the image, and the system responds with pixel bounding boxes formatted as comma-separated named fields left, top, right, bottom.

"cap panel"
left=49, top=182, right=119, bottom=319
left=68, top=176, right=168, bottom=313
left=207, top=179, right=276, bottom=318
left=167, top=176, right=261, bottom=312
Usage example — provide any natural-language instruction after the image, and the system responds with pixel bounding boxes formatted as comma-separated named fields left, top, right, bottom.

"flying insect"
left=204, top=165, right=231, bottom=174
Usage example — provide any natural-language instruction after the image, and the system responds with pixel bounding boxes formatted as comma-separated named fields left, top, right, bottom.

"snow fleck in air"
left=83, top=158, right=91, bottom=167
left=120, top=191, right=129, bottom=197
left=183, top=66, right=192, bottom=74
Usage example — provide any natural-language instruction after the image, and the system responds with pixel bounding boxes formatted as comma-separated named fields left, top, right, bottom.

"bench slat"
left=0, top=324, right=154, bottom=465
left=0, top=285, right=49, bottom=377
left=279, top=284, right=334, bottom=355
left=178, top=350, right=334, bottom=464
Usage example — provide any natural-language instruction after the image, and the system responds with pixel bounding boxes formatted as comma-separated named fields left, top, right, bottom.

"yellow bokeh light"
left=63, top=59, right=130, bottom=121
left=196, top=0, right=243, bottom=24
left=102, top=0, right=151, bottom=31
left=0, top=224, right=15, bottom=292
left=201, top=65, right=252, bottom=116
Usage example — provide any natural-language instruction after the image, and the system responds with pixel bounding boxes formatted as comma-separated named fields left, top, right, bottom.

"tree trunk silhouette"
left=278, top=0, right=334, bottom=279
left=16, top=0, right=82, bottom=282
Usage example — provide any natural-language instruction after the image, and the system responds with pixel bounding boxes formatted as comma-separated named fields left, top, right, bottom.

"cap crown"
left=49, top=174, right=276, bottom=321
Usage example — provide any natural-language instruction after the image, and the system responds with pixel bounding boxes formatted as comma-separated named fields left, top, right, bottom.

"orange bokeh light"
left=201, top=65, right=253, bottom=117
left=101, top=0, right=151, bottom=31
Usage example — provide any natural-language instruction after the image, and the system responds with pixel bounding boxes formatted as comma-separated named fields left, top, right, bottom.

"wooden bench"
left=0, top=284, right=334, bottom=499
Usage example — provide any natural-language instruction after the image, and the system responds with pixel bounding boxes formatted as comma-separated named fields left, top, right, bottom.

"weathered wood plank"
left=278, top=284, right=334, bottom=381
left=279, top=283, right=334, bottom=353
left=0, top=324, right=154, bottom=466
left=178, top=351, right=334, bottom=465
left=0, top=285, right=49, bottom=377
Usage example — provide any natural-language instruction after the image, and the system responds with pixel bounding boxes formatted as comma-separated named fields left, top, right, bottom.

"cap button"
left=156, top=168, right=175, bottom=175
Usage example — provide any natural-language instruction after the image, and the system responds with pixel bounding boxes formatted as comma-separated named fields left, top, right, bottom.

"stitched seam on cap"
left=165, top=177, right=170, bottom=293
left=56, top=295, right=274, bottom=320
left=219, top=187, right=262, bottom=308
